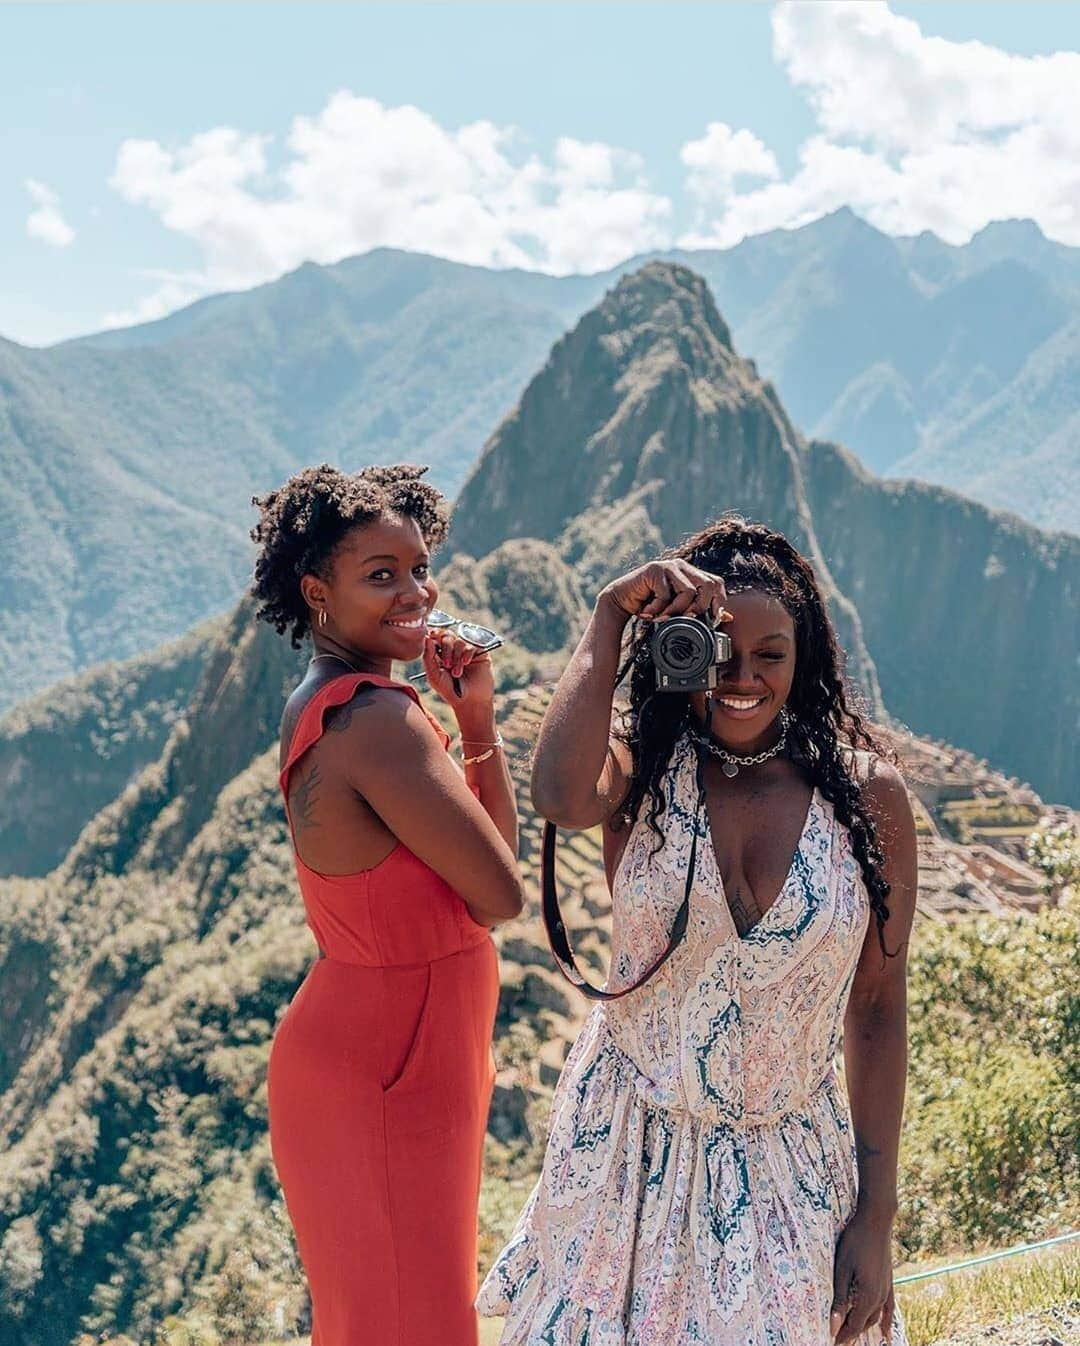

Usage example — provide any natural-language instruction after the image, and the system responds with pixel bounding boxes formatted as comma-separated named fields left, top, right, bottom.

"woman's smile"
left=382, top=607, right=430, bottom=654
left=713, top=691, right=769, bottom=719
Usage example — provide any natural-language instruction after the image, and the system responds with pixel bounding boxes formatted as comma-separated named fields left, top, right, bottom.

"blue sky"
left=4, top=1, right=1080, bottom=345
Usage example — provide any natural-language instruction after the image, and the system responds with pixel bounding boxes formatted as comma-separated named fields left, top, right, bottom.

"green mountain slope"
left=0, top=335, right=255, bottom=710
left=0, top=614, right=225, bottom=877
left=889, top=312, right=1080, bottom=527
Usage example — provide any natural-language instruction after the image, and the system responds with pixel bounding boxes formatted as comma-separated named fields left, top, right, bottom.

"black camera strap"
left=541, top=730, right=709, bottom=1001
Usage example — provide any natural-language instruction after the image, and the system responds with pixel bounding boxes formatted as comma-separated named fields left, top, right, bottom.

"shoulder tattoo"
left=323, top=685, right=377, bottom=735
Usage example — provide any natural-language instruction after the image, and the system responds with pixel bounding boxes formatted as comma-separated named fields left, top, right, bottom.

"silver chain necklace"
left=309, top=652, right=361, bottom=673
left=691, top=706, right=793, bottom=777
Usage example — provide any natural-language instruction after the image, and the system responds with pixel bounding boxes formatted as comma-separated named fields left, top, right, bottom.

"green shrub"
left=897, top=902, right=1079, bottom=1255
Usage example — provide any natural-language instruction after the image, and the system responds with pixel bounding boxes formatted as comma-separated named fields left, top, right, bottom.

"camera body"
left=650, top=616, right=733, bottom=692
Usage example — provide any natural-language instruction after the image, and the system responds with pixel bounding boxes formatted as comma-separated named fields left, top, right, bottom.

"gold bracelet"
left=461, top=733, right=504, bottom=766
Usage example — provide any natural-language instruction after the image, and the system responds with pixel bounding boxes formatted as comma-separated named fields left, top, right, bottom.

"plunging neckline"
left=700, top=774, right=818, bottom=942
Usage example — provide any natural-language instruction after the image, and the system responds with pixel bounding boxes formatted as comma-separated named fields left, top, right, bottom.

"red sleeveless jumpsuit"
left=267, top=672, right=500, bottom=1345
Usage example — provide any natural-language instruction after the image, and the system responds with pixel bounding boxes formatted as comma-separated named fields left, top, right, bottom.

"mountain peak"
left=804, top=205, right=886, bottom=243
left=448, top=258, right=883, bottom=708
left=599, top=260, right=733, bottom=351
left=970, top=217, right=1047, bottom=248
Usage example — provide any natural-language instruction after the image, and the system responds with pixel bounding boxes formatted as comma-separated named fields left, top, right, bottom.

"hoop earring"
left=318, top=609, right=327, bottom=629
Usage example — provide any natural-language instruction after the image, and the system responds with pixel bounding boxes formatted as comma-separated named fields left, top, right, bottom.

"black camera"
left=650, top=616, right=732, bottom=692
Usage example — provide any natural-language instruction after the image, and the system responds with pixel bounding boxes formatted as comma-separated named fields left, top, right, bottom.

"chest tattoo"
left=727, top=882, right=762, bottom=937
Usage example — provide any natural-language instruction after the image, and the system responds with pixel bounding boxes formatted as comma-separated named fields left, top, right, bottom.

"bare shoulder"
left=281, top=681, right=431, bottom=770
left=844, top=748, right=913, bottom=835
left=317, top=682, right=435, bottom=753
left=320, top=683, right=420, bottom=737
left=319, top=681, right=404, bottom=737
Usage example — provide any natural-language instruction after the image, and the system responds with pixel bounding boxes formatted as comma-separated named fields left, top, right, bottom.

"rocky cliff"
left=803, top=438, right=1077, bottom=805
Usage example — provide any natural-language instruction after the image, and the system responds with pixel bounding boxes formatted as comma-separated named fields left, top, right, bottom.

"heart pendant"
left=722, top=761, right=739, bottom=778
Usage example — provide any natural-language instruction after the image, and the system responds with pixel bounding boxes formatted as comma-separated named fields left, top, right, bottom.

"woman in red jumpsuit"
left=250, top=462, right=524, bottom=1346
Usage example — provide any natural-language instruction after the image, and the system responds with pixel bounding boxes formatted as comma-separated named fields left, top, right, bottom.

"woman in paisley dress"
left=478, top=516, right=917, bottom=1345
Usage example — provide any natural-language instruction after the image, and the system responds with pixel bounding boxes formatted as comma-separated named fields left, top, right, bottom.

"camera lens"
left=661, top=631, right=700, bottom=671
left=653, top=618, right=712, bottom=679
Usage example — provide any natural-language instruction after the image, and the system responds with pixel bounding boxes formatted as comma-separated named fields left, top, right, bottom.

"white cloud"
left=96, top=5, right=1080, bottom=328
left=679, top=1, right=1080, bottom=248
left=25, top=179, right=75, bottom=247
left=105, top=93, right=672, bottom=327
left=681, top=123, right=780, bottom=202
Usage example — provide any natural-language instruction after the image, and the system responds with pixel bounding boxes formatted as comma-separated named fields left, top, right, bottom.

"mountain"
left=666, top=211, right=1079, bottom=518
left=0, top=332, right=254, bottom=711
left=65, top=249, right=595, bottom=494
left=83, top=213, right=1080, bottom=523
left=1, top=253, right=1075, bottom=1335
left=448, top=259, right=883, bottom=705
left=0, top=614, right=225, bottom=877
left=450, top=262, right=1079, bottom=807
left=2, top=214, right=1078, bottom=713
left=897, top=217, right=1080, bottom=293
left=888, top=312, right=1080, bottom=517
left=801, top=438, right=1077, bottom=807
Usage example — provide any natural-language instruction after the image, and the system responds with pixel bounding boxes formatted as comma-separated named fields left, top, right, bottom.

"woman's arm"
left=531, top=560, right=730, bottom=828
left=458, top=701, right=517, bottom=855
left=530, top=595, right=633, bottom=828
left=422, top=630, right=518, bottom=855
left=832, top=756, right=918, bottom=1344
left=328, top=687, right=524, bottom=927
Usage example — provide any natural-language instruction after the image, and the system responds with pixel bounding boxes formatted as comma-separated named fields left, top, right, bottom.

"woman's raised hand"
left=598, top=559, right=732, bottom=624
left=422, top=628, right=496, bottom=711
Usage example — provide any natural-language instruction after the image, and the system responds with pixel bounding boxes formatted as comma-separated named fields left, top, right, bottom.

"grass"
left=895, top=1238, right=1078, bottom=1345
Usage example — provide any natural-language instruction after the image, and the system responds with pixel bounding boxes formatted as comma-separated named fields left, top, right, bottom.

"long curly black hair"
left=612, top=514, right=899, bottom=958
left=249, top=463, right=450, bottom=647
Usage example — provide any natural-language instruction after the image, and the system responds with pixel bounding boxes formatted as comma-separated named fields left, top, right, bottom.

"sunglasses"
left=407, top=608, right=503, bottom=696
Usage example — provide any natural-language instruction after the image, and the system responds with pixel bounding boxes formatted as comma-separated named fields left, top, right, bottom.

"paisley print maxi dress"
left=477, top=732, right=907, bottom=1345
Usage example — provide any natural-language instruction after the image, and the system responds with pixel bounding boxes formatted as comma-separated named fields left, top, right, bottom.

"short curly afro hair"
left=250, top=462, right=451, bottom=647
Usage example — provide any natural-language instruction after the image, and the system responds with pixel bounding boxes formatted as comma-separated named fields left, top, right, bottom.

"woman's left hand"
left=830, top=1210, right=896, bottom=1342
left=422, top=629, right=496, bottom=712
